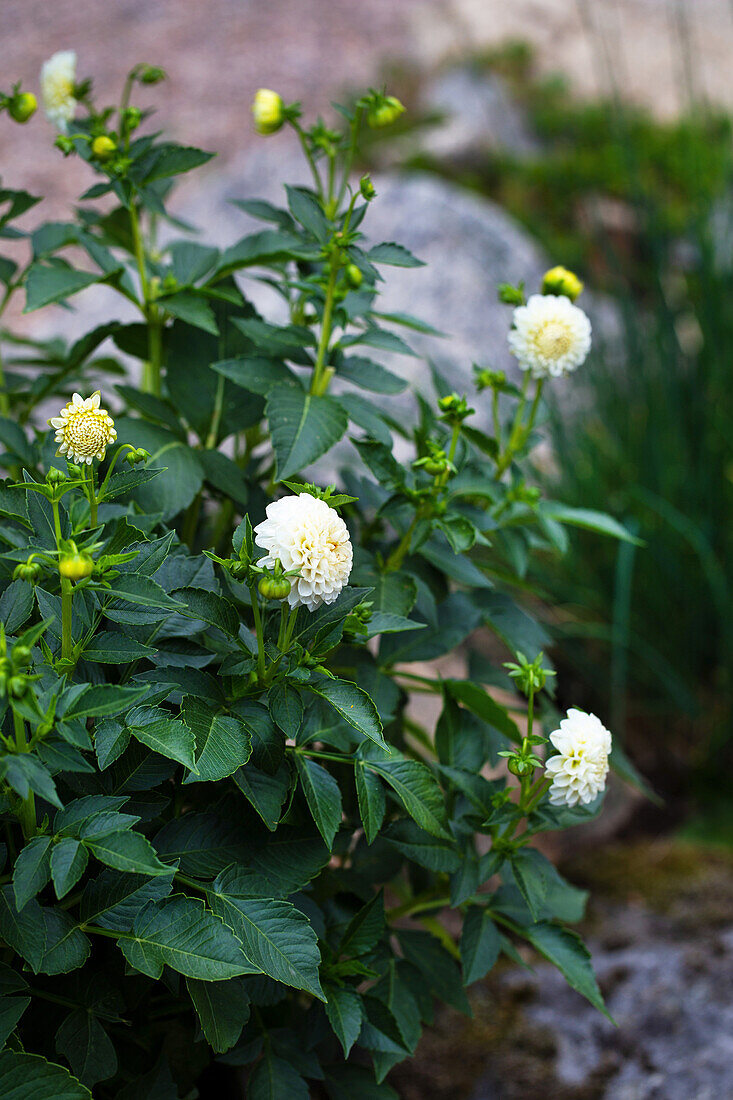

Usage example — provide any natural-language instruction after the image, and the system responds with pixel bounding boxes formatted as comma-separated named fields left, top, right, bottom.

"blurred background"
left=3, top=0, right=733, bottom=1096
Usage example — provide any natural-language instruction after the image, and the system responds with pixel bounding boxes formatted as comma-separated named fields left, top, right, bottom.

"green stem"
left=181, top=491, right=202, bottom=550
left=0, top=282, right=16, bottom=416
left=335, top=107, right=364, bottom=210
left=205, top=373, right=225, bottom=449
left=129, top=202, right=163, bottom=396
left=310, top=249, right=341, bottom=396
left=85, top=464, right=98, bottom=528
left=249, top=584, right=267, bottom=682
left=61, top=578, right=73, bottom=661
left=495, top=372, right=532, bottom=478
left=292, top=122, right=323, bottom=200
left=13, top=711, right=36, bottom=839
left=384, top=508, right=423, bottom=573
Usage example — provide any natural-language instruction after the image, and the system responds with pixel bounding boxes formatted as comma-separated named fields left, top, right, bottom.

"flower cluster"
left=545, top=708, right=612, bottom=807
left=509, top=293, right=591, bottom=379
left=254, top=493, right=353, bottom=611
left=48, top=391, right=116, bottom=465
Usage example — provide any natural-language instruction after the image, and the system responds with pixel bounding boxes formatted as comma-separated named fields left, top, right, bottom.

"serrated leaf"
left=521, top=922, right=611, bottom=1019
left=355, top=764, right=385, bottom=844
left=248, top=1051, right=309, bottom=1100
left=208, top=892, right=324, bottom=999
left=62, top=683, right=151, bottom=721
left=173, top=587, right=240, bottom=637
left=324, top=985, right=363, bottom=1057
left=266, top=384, right=347, bottom=479
left=84, top=831, right=171, bottom=877
left=232, top=762, right=290, bottom=831
left=55, top=1010, right=117, bottom=1088
left=187, top=977, right=250, bottom=1053
left=307, top=676, right=385, bottom=749
left=125, top=707, right=197, bottom=770
left=118, top=894, right=257, bottom=980
left=294, top=755, right=341, bottom=848
left=181, top=698, right=251, bottom=783
left=368, top=242, right=424, bottom=267
left=368, top=758, right=449, bottom=838
left=13, top=837, right=52, bottom=911
left=50, top=839, right=89, bottom=900
left=0, top=1051, right=92, bottom=1099
left=460, top=908, right=501, bottom=984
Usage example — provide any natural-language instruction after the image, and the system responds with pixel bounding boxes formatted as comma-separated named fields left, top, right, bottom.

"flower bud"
left=46, top=466, right=66, bottom=485
left=59, top=551, right=94, bottom=582
left=122, top=106, right=142, bottom=133
left=368, top=94, right=405, bottom=128
left=507, top=756, right=535, bottom=778
left=359, top=175, right=376, bottom=201
left=437, top=393, right=473, bottom=423
left=258, top=574, right=292, bottom=601
left=12, top=646, right=32, bottom=668
left=252, top=89, right=284, bottom=135
left=345, top=264, right=363, bottom=289
left=54, top=134, right=76, bottom=156
left=8, top=91, right=37, bottom=123
left=92, top=135, right=116, bottom=161
left=13, top=561, right=41, bottom=584
left=8, top=676, right=27, bottom=699
left=125, top=447, right=150, bottom=467
left=140, top=66, right=166, bottom=85
left=542, top=265, right=583, bottom=301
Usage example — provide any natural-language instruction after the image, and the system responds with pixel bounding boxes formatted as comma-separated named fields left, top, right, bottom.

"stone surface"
left=419, top=65, right=540, bottom=160
left=468, top=904, right=733, bottom=1100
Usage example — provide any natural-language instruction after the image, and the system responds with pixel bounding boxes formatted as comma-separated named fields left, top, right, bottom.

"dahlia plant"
left=0, top=59, right=635, bottom=1098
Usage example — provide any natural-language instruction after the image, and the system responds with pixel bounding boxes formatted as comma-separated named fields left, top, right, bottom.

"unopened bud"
left=359, top=175, right=376, bottom=201
left=8, top=91, right=37, bottom=123
left=12, top=646, right=32, bottom=668
left=8, top=676, right=27, bottom=699
left=92, top=135, right=116, bottom=161
left=54, top=134, right=76, bottom=156
left=252, top=89, right=284, bottom=135
left=122, top=106, right=142, bottom=132
left=368, top=94, right=405, bottom=128
left=140, top=66, right=166, bottom=85
left=46, top=467, right=66, bottom=485
left=542, top=265, right=583, bottom=301
left=345, top=263, right=363, bottom=289
left=59, top=551, right=94, bottom=582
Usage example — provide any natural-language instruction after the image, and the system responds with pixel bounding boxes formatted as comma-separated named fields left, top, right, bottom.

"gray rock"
left=470, top=908, right=733, bottom=1100
left=419, top=65, right=540, bottom=161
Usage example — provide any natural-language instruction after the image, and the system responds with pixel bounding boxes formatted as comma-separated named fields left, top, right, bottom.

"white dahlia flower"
left=509, top=294, right=591, bottom=379
left=40, top=50, right=77, bottom=131
left=254, top=493, right=353, bottom=612
left=48, top=391, right=117, bottom=465
left=545, top=708, right=612, bottom=808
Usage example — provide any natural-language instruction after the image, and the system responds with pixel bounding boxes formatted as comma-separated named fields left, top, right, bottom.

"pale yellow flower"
left=254, top=493, right=352, bottom=611
left=545, top=709, right=612, bottom=808
left=40, top=50, right=77, bottom=131
left=509, top=294, right=591, bottom=379
left=252, top=89, right=284, bottom=135
left=48, top=392, right=116, bottom=465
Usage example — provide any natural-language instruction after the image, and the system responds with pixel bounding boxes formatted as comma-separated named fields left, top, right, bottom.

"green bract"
left=0, top=59, right=634, bottom=1098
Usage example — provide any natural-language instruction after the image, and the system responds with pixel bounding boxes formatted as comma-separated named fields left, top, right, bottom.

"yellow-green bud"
left=8, top=92, right=37, bottom=123
left=541, top=265, right=583, bottom=301
left=59, top=552, right=94, bottom=582
left=258, top=574, right=292, bottom=601
left=92, top=135, right=116, bottom=161
left=122, top=106, right=142, bottom=132
left=46, top=467, right=66, bottom=485
left=140, top=66, right=166, bottom=85
left=368, top=95, right=405, bottom=128
left=13, top=562, right=41, bottom=584
left=252, top=89, right=284, bottom=135
left=54, top=134, right=76, bottom=156
left=12, top=646, right=32, bottom=668
left=345, top=264, right=363, bottom=289
left=507, top=756, right=535, bottom=778
left=359, top=175, right=376, bottom=201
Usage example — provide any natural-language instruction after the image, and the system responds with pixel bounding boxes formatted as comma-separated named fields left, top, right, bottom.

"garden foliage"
left=0, top=65, right=629, bottom=1097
